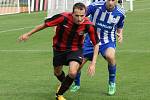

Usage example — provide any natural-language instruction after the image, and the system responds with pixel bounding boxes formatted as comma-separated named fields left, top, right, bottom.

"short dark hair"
left=73, top=2, right=87, bottom=13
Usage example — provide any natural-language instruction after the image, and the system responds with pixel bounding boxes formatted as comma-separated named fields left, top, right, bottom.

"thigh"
left=100, top=42, right=116, bottom=58
left=53, top=50, right=68, bottom=67
left=104, top=46, right=116, bottom=65
left=67, top=49, right=83, bottom=65
left=105, top=47, right=116, bottom=59
left=69, top=61, right=80, bottom=72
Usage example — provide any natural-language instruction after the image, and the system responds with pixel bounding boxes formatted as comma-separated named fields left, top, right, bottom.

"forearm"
left=91, top=43, right=99, bottom=64
left=26, top=23, right=47, bottom=36
left=117, top=28, right=123, bottom=36
left=87, top=43, right=99, bottom=76
left=117, top=28, right=123, bottom=43
left=18, top=23, right=47, bottom=42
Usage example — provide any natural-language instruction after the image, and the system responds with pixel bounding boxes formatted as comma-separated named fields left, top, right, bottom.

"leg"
left=71, top=38, right=95, bottom=92
left=105, top=47, right=116, bottom=84
left=53, top=50, right=68, bottom=100
left=53, top=50, right=67, bottom=83
left=54, top=66, right=67, bottom=100
left=56, top=49, right=83, bottom=99
left=54, top=66, right=65, bottom=83
left=57, top=61, right=80, bottom=95
left=70, top=58, right=88, bottom=92
left=105, top=47, right=116, bottom=95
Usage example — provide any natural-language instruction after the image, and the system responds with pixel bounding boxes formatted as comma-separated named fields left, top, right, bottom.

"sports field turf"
left=0, top=0, right=150, bottom=99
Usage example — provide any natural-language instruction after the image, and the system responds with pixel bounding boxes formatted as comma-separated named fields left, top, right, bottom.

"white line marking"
left=0, top=7, right=149, bottom=35
left=0, top=26, right=34, bottom=34
left=0, top=50, right=51, bottom=52
left=134, top=8, right=150, bottom=12
left=0, top=49, right=150, bottom=53
left=117, top=50, right=150, bottom=53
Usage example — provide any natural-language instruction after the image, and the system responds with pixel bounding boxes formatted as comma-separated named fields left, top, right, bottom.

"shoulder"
left=83, top=17, right=94, bottom=25
left=56, top=12, right=73, bottom=22
left=116, top=5, right=126, bottom=17
left=87, top=1, right=105, bottom=14
left=60, top=12, right=72, bottom=18
left=89, top=1, right=105, bottom=9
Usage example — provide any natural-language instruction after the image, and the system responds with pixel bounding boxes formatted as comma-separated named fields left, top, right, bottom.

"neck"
left=106, top=7, right=115, bottom=12
left=106, top=5, right=115, bottom=12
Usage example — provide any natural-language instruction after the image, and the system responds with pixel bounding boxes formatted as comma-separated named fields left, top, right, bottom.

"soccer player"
left=18, top=2, right=99, bottom=100
left=70, top=0, right=125, bottom=95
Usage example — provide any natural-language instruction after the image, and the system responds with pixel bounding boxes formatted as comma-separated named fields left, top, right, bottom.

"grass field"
left=0, top=0, right=150, bottom=100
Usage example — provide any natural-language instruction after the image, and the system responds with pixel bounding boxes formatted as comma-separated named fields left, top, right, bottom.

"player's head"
left=72, top=2, right=86, bottom=24
left=106, top=0, right=117, bottom=11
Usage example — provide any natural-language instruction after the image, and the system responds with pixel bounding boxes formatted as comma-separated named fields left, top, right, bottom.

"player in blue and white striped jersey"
left=70, top=0, right=125, bottom=95
left=87, top=1, right=125, bottom=45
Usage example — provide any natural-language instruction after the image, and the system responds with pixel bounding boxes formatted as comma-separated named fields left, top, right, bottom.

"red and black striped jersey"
left=45, top=12, right=99, bottom=51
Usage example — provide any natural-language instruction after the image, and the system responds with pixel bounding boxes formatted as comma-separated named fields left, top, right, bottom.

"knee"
left=106, top=54, right=116, bottom=64
left=107, top=54, right=115, bottom=60
left=68, top=71, right=77, bottom=79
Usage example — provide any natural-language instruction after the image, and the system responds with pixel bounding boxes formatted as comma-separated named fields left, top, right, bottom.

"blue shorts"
left=83, top=42, right=116, bottom=61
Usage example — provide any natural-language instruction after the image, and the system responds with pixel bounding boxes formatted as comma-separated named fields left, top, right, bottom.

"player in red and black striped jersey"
left=18, top=2, right=99, bottom=100
left=45, top=12, right=98, bottom=51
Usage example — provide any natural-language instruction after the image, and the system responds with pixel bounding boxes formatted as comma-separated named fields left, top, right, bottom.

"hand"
left=18, top=33, right=30, bottom=42
left=87, top=62, right=96, bottom=77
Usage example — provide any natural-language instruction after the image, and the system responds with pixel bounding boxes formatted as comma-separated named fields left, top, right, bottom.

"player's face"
left=106, top=0, right=117, bottom=11
left=72, top=8, right=86, bottom=24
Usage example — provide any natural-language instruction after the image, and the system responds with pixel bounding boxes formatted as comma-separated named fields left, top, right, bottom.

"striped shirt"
left=45, top=12, right=99, bottom=51
left=86, top=1, right=125, bottom=45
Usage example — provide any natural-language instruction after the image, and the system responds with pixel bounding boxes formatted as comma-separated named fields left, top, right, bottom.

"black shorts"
left=53, top=49, right=83, bottom=67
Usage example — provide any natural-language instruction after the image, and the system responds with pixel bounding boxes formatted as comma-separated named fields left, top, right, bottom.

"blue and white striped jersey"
left=86, top=1, right=125, bottom=45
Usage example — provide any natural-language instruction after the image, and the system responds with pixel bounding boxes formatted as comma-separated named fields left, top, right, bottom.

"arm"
left=116, top=15, right=125, bottom=44
left=18, top=23, right=47, bottom=42
left=87, top=25, right=100, bottom=76
left=87, top=43, right=99, bottom=76
left=117, top=28, right=123, bottom=44
left=18, top=14, right=64, bottom=42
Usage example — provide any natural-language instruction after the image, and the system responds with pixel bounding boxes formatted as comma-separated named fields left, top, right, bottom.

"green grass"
left=0, top=0, right=150, bottom=100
